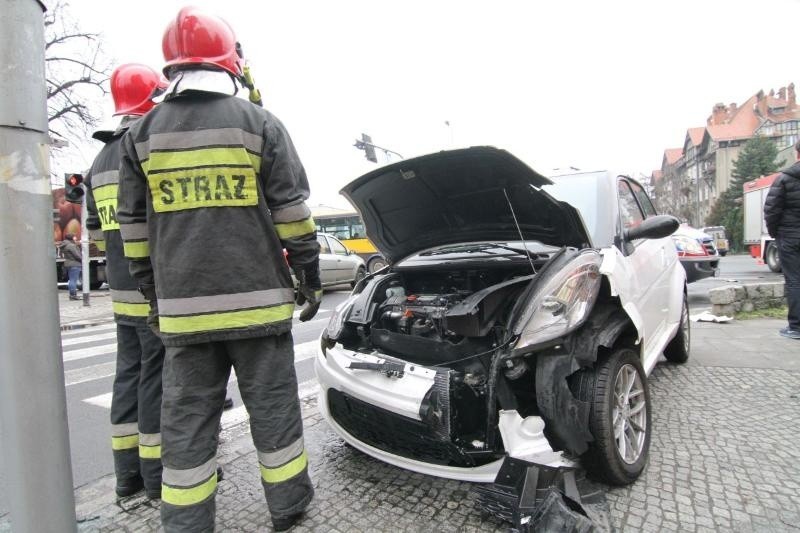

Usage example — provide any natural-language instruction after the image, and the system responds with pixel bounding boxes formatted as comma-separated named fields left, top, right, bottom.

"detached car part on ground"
left=314, top=148, right=689, bottom=530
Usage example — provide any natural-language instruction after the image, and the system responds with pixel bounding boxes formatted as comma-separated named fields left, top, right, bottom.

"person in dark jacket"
left=764, top=140, right=800, bottom=340
left=85, top=63, right=168, bottom=499
left=116, top=8, right=320, bottom=532
left=61, top=233, right=82, bottom=300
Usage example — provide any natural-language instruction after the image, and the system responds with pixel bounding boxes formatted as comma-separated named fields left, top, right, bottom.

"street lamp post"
left=0, top=1, right=78, bottom=531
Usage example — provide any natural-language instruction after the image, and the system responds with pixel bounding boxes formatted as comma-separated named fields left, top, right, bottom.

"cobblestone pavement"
left=2, top=320, right=798, bottom=532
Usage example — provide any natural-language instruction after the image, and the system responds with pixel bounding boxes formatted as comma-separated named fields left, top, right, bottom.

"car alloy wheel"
left=580, top=347, right=651, bottom=485
left=613, top=364, right=647, bottom=465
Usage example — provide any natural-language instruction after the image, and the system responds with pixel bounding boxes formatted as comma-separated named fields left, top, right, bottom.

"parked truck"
left=743, top=173, right=781, bottom=272
left=53, top=187, right=107, bottom=289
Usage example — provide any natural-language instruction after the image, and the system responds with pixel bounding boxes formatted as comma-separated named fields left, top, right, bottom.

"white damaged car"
left=314, top=147, right=688, bottom=493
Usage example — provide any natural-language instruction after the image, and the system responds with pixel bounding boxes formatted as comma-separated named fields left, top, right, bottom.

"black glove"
left=139, top=284, right=160, bottom=335
left=294, top=263, right=322, bottom=322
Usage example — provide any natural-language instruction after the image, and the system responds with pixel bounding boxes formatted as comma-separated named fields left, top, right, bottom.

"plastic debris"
left=690, top=311, right=733, bottom=323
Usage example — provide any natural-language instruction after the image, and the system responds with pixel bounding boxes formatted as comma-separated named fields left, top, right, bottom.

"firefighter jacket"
left=116, top=83, right=319, bottom=347
left=86, top=118, right=150, bottom=326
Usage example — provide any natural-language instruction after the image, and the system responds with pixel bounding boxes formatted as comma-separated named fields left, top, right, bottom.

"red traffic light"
left=65, top=172, right=85, bottom=203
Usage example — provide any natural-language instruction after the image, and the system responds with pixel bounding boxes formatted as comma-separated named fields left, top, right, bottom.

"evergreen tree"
left=705, top=136, right=784, bottom=251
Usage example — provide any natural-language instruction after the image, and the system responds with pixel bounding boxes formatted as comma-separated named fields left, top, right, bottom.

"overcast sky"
left=61, top=0, right=800, bottom=209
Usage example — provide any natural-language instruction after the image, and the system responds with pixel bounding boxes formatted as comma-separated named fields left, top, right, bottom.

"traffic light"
left=64, top=173, right=84, bottom=203
left=361, top=134, right=378, bottom=163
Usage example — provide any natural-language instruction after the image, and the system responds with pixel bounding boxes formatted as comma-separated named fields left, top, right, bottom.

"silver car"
left=317, top=233, right=367, bottom=288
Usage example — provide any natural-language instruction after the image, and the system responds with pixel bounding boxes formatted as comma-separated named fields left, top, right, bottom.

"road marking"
left=65, top=361, right=116, bottom=387
left=84, top=379, right=320, bottom=425
left=63, top=344, right=117, bottom=362
left=84, top=392, right=113, bottom=409
left=61, top=330, right=118, bottom=347
left=61, top=323, right=117, bottom=339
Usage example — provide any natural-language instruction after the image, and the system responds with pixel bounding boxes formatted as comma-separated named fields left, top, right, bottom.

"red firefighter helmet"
left=111, top=64, right=168, bottom=116
left=162, top=7, right=242, bottom=78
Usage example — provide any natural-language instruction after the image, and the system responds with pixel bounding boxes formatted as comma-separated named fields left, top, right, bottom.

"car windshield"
left=543, top=173, right=614, bottom=247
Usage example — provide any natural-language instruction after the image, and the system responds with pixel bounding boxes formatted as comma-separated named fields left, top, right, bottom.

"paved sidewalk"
left=5, top=311, right=800, bottom=532
left=58, top=288, right=115, bottom=328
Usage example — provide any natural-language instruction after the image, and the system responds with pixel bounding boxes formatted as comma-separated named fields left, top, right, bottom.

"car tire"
left=351, top=266, right=366, bottom=289
left=719, top=250, right=727, bottom=257
left=663, top=292, right=690, bottom=364
left=579, top=347, right=651, bottom=486
left=367, top=256, right=387, bottom=273
left=766, top=242, right=782, bottom=273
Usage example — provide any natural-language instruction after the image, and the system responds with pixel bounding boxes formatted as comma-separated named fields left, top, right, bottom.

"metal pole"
left=80, top=186, right=90, bottom=306
left=0, top=1, right=78, bottom=531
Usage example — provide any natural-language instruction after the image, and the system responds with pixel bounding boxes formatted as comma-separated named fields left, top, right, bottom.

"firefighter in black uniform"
left=116, top=7, right=320, bottom=531
left=85, top=64, right=168, bottom=498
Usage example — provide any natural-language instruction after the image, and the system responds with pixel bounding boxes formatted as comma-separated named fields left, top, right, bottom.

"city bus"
left=311, top=205, right=387, bottom=272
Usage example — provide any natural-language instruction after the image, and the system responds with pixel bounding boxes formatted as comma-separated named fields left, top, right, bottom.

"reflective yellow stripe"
left=94, top=240, right=106, bottom=251
left=147, top=167, right=259, bottom=213
left=111, top=434, right=139, bottom=451
left=93, top=184, right=120, bottom=231
left=123, top=240, right=149, bottom=259
left=159, top=304, right=294, bottom=334
left=161, top=472, right=217, bottom=506
left=139, top=444, right=161, bottom=459
left=147, top=147, right=260, bottom=173
left=92, top=183, right=119, bottom=203
left=275, top=217, right=315, bottom=239
left=260, top=450, right=308, bottom=484
left=113, top=301, right=150, bottom=317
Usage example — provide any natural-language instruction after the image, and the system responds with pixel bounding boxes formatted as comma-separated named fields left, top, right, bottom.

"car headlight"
left=514, top=251, right=602, bottom=349
left=671, top=235, right=706, bottom=256
left=326, top=294, right=358, bottom=339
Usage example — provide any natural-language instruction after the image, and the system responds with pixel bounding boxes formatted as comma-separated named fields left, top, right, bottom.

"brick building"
left=652, top=84, right=800, bottom=226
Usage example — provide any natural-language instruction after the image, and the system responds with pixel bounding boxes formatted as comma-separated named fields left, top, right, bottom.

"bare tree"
left=44, top=1, right=112, bottom=152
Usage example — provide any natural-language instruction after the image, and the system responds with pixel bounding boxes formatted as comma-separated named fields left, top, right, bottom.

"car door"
left=317, top=235, right=337, bottom=286
left=327, top=235, right=353, bottom=282
left=617, top=179, right=673, bottom=363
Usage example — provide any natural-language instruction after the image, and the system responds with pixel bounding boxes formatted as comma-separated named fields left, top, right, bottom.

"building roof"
left=664, top=148, right=683, bottom=165
left=651, top=169, right=663, bottom=182
left=706, top=123, right=754, bottom=141
left=687, top=127, right=706, bottom=147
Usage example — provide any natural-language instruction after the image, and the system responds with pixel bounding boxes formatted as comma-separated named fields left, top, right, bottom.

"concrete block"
left=712, top=303, right=735, bottom=316
left=709, top=286, right=736, bottom=305
left=733, top=285, right=746, bottom=300
left=741, top=301, right=754, bottom=312
left=772, top=283, right=785, bottom=298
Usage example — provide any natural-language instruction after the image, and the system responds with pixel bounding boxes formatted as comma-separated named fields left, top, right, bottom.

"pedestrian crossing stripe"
left=65, top=340, right=321, bottom=387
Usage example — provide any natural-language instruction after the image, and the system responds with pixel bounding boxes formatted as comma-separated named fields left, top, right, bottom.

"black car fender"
left=533, top=305, right=634, bottom=455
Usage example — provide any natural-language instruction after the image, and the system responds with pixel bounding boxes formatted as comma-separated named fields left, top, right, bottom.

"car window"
left=317, top=235, right=331, bottom=254
left=618, top=180, right=645, bottom=230
left=329, top=237, right=348, bottom=256
left=629, top=182, right=657, bottom=217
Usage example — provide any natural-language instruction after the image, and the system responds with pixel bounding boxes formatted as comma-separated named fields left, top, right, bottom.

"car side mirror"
left=624, top=215, right=680, bottom=241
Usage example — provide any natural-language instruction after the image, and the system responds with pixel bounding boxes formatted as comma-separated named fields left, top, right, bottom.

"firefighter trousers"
left=160, top=332, right=313, bottom=533
left=110, top=323, right=165, bottom=491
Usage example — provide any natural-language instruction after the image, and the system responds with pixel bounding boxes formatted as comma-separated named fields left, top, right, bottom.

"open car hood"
left=340, top=147, right=592, bottom=264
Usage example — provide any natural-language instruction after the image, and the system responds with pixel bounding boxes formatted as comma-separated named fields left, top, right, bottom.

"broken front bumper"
left=315, top=341, right=573, bottom=483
